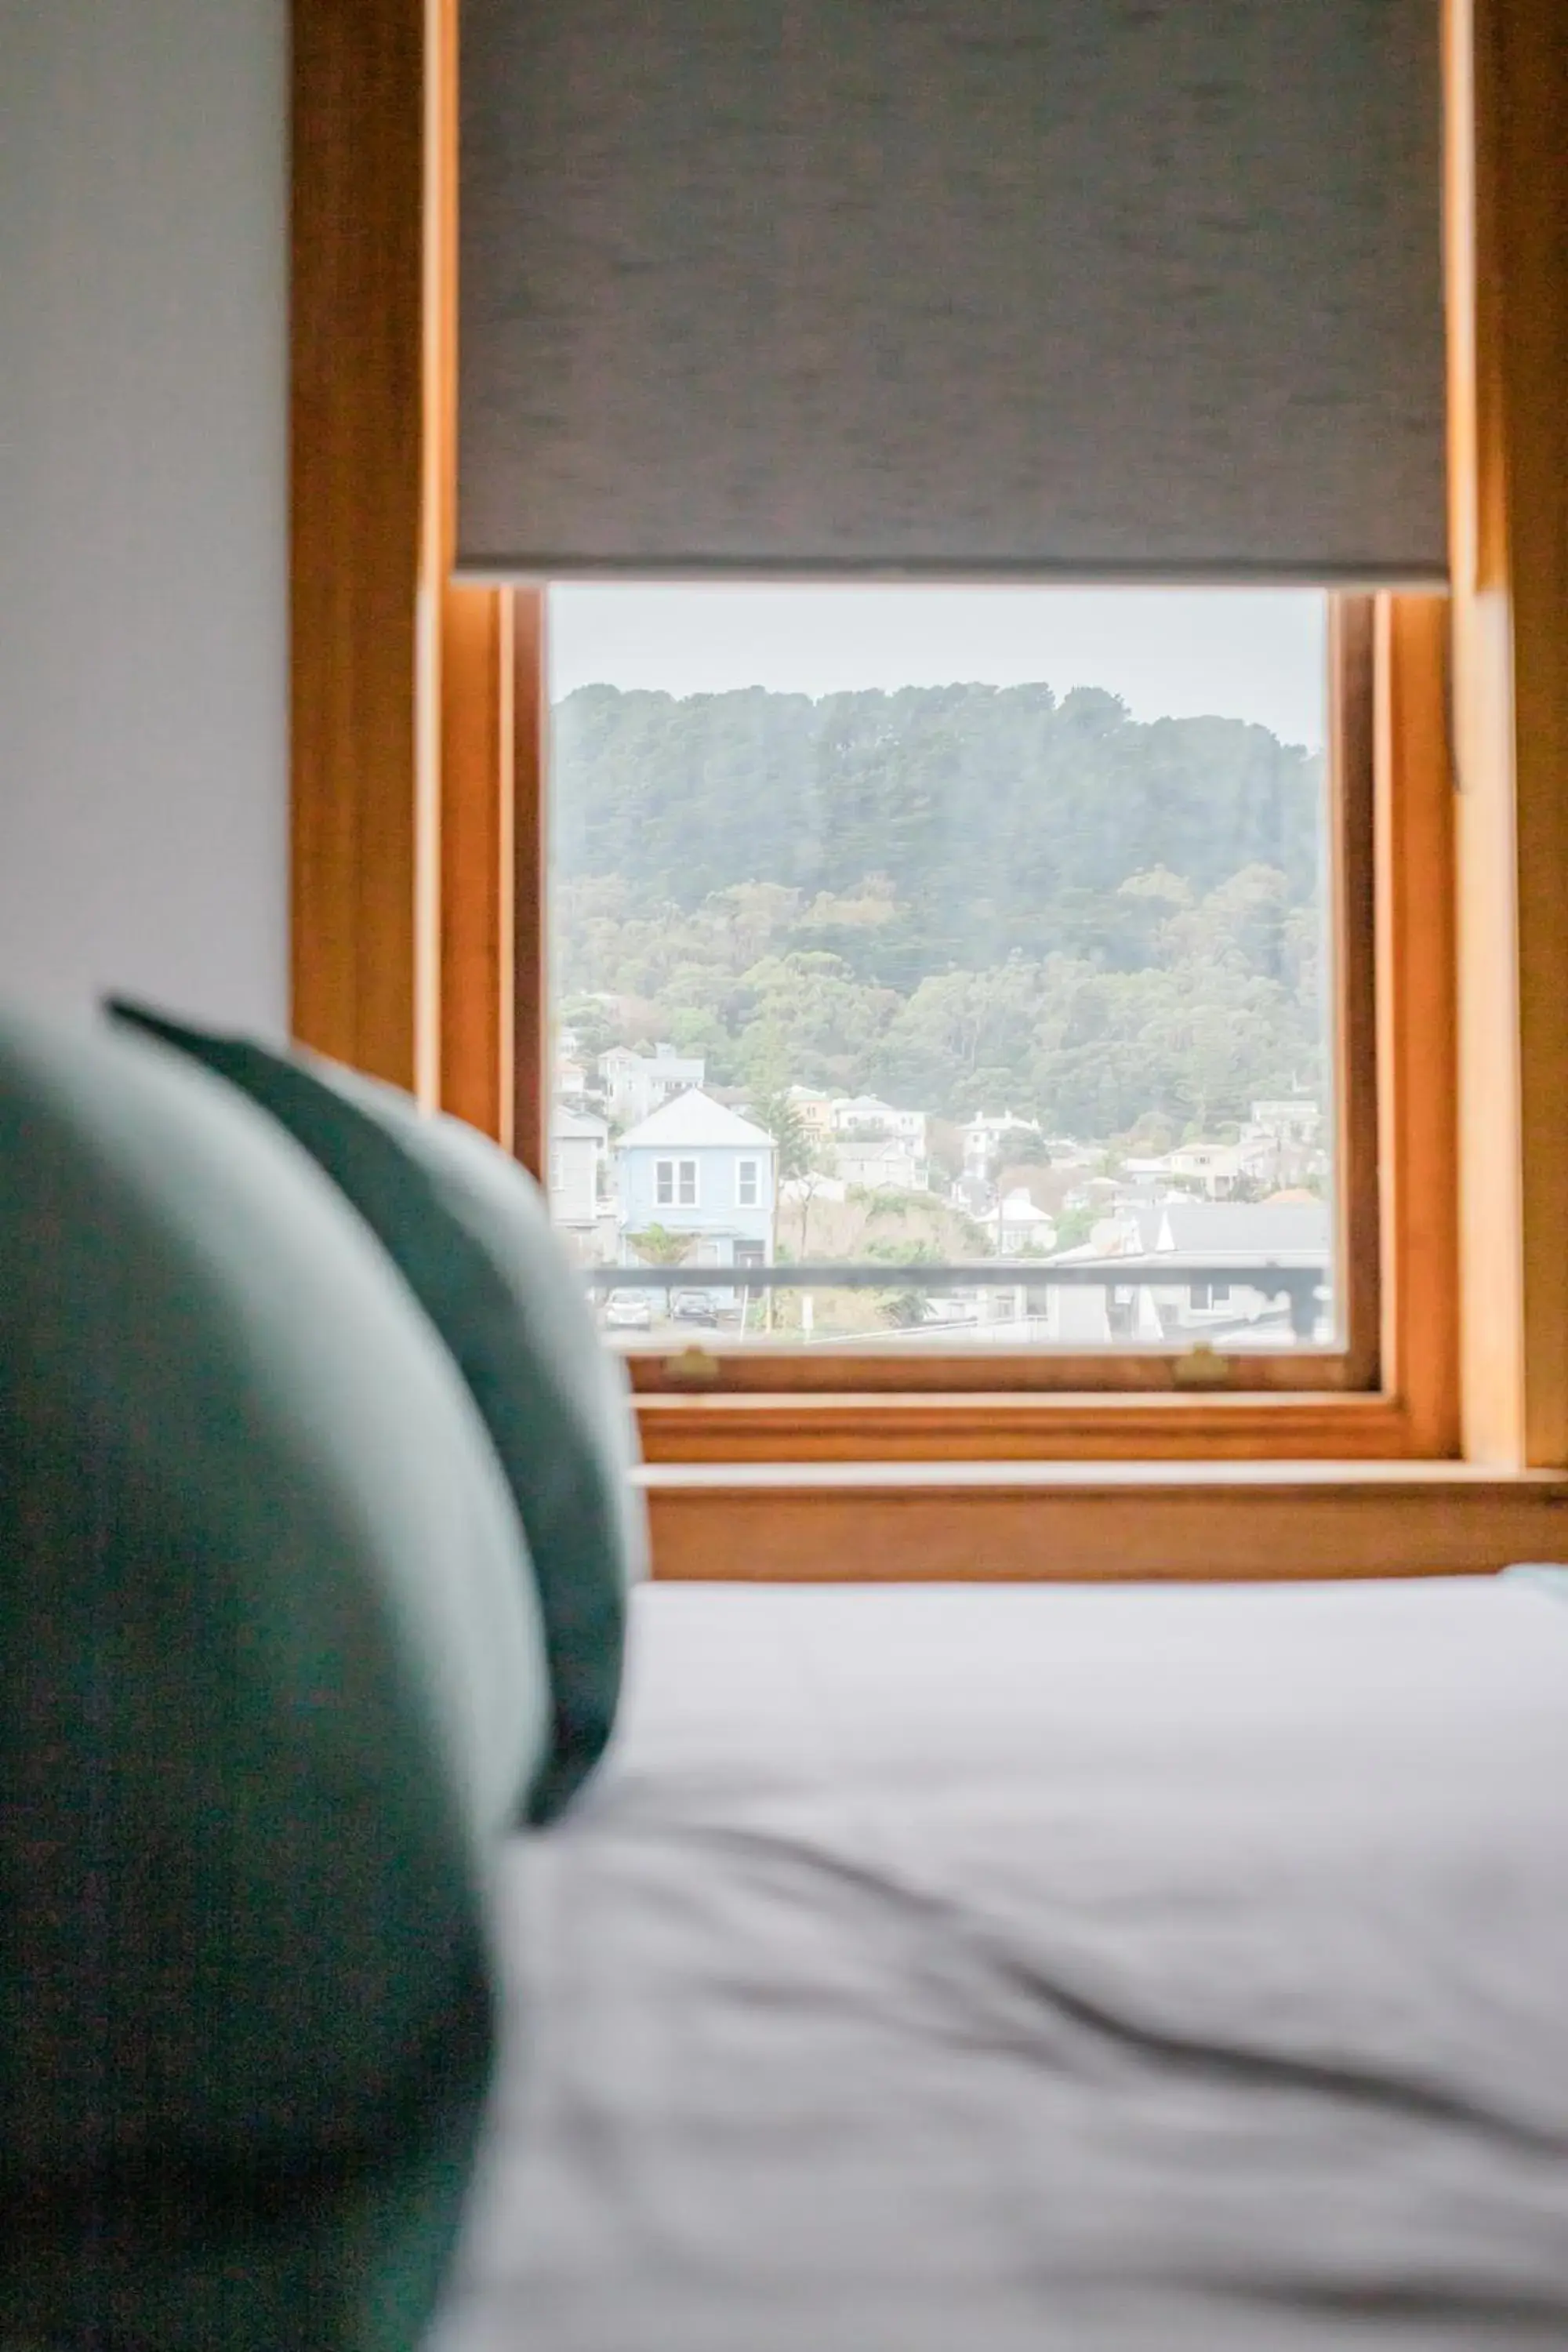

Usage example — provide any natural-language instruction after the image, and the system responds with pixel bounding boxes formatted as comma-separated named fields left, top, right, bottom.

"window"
left=655, top=1158, right=698, bottom=1208
left=301, top=0, right=1568, bottom=1521
left=546, top=583, right=1377, bottom=1396
left=549, top=1145, right=562, bottom=1193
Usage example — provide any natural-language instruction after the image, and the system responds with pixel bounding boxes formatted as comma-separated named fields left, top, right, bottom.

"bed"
left=436, top=1573, right=1568, bottom=2352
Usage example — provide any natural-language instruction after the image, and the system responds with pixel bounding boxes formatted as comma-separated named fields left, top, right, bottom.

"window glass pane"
left=547, top=586, right=1337, bottom=1356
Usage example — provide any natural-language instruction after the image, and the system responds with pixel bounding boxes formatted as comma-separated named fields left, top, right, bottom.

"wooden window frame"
left=291, top=0, right=1568, bottom=1572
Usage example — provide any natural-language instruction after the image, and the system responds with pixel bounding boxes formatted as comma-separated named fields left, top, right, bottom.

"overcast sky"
left=547, top=585, right=1328, bottom=751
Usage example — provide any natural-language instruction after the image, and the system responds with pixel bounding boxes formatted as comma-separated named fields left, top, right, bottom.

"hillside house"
left=1248, top=1098, right=1322, bottom=1149
left=961, top=1111, right=1042, bottom=1182
left=1123, top=1107, right=1327, bottom=1203
left=554, top=1026, right=590, bottom=1103
left=995, top=1187, right=1058, bottom=1254
left=833, top=1134, right=929, bottom=1192
left=548, top=1106, right=611, bottom=1262
left=1237, top=1099, right=1325, bottom=1190
left=601, top=1043, right=706, bottom=1130
left=1162, top=1140, right=1248, bottom=1198
left=615, top=1089, right=776, bottom=1272
left=831, top=1094, right=927, bottom=1149
left=786, top=1086, right=835, bottom=1145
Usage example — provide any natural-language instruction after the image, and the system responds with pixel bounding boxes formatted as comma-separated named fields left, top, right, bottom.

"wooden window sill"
left=637, top=1459, right=1568, bottom=1584
left=636, top=1389, right=1430, bottom=1465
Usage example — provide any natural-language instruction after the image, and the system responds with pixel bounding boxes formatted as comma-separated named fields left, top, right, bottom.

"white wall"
left=1, top=0, right=289, bottom=1033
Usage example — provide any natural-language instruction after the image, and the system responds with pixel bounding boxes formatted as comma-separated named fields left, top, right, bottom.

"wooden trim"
left=1448, top=0, right=1568, bottom=1468
left=292, top=0, right=523, bottom=1131
left=413, top=0, right=456, bottom=1107
left=1502, top=0, right=1568, bottom=1470
left=643, top=1461, right=1568, bottom=1582
left=291, top=0, right=426, bottom=1086
left=638, top=1391, right=1421, bottom=1466
left=1329, top=597, right=1380, bottom=1387
left=633, top=1349, right=1372, bottom=1402
left=438, top=583, right=514, bottom=1138
left=497, top=592, right=517, bottom=1155
left=1448, top=0, right=1525, bottom=1466
left=1377, top=595, right=1461, bottom=1454
left=510, top=589, right=548, bottom=1180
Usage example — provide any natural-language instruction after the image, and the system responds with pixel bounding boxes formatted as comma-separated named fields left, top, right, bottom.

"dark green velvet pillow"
left=0, top=1008, right=548, bottom=2350
left=110, top=997, right=646, bottom=1824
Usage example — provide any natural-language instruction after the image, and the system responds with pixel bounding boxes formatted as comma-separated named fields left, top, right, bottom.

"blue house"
left=615, top=1089, right=776, bottom=1272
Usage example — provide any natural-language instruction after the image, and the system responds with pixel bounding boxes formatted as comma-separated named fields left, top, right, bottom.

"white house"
left=815, top=1094, right=930, bottom=1189
left=1160, top=1140, right=1247, bottom=1198
left=548, top=1106, right=610, bottom=1261
left=1236, top=1099, right=1325, bottom=1190
left=1142, top=1199, right=1331, bottom=1343
left=833, top=1134, right=929, bottom=1192
left=1020, top=1196, right=1329, bottom=1348
left=601, top=1042, right=706, bottom=1130
left=830, top=1094, right=927, bottom=1150
left=961, top=1111, right=1042, bottom=1179
left=1129, top=1107, right=1327, bottom=1202
left=995, top=1187, right=1058, bottom=1254
left=1249, top=1098, right=1322, bottom=1148
left=615, top=1089, right=777, bottom=1271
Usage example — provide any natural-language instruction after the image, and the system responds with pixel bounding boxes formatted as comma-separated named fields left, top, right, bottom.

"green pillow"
left=0, top=1008, right=549, bottom=2350
left=109, top=998, right=646, bottom=1824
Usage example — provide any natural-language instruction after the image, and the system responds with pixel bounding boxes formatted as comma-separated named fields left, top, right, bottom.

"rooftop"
left=1158, top=1200, right=1330, bottom=1257
left=553, top=1106, right=608, bottom=1142
left=602, top=1042, right=705, bottom=1073
left=618, top=1087, right=777, bottom=1151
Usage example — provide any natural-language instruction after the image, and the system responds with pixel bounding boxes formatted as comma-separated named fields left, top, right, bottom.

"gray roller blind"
left=458, top=2, right=1446, bottom=583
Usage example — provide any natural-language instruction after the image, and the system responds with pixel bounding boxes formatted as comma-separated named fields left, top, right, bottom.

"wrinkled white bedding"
left=436, top=1576, right=1568, bottom=2351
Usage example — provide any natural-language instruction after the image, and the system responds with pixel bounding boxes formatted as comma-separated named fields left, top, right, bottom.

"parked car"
left=603, top=1289, right=653, bottom=1330
left=670, top=1288, right=719, bottom=1327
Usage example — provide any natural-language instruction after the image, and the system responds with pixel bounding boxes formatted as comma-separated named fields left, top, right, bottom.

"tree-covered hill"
left=550, top=682, right=1327, bottom=1142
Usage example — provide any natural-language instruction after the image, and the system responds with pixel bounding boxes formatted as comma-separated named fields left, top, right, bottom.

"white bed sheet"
left=435, top=1575, right=1568, bottom=2351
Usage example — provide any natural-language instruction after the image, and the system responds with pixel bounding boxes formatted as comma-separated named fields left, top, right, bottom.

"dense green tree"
left=744, top=1086, right=813, bottom=1183
left=550, top=683, right=1327, bottom=1145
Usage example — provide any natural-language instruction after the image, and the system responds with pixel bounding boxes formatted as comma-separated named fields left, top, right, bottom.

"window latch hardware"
left=664, top=1345, right=721, bottom=1389
left=1172, top=1342, right=1232, bottom=1388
